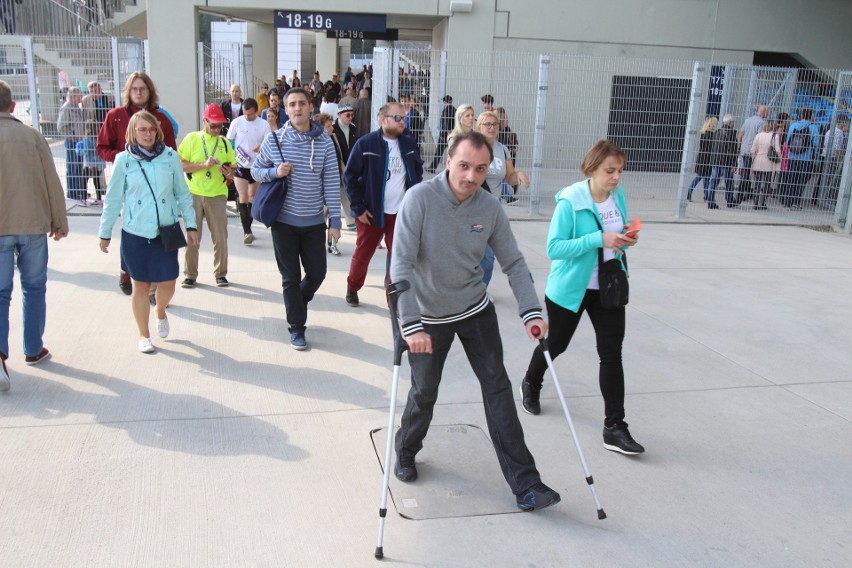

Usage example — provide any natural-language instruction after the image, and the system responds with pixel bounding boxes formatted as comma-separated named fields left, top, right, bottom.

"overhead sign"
left=274, top=11, right=387, bottom=32
left=326, top=29, right=399, bottom=41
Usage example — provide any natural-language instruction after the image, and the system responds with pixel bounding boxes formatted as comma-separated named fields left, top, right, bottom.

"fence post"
left=371, top=46, right=390, bottom=131
left=677, top=61, right=706, bottom=218
left=144, top=39, right=150, bottom=75
left=24, top=36, right=40, bottom=134
left=111, top=36, right=120, bottom=105
left=197, top=42, right=205, bottom=131
left=391, top=48, right=400, bottom=102
left=529, top=54, right=549, bottom=217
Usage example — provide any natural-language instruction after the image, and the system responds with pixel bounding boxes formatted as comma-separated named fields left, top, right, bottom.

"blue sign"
left=274, top=11, right=387, bottom=32
left=706, top=65, right=725, bottom=117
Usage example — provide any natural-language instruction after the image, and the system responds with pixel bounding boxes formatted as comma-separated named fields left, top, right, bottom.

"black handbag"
left=767, top=133, right=781, bottom=164
left=138, top=161, right=187, bottom=251
left=594, top=214, right=629, bottom=309
left=251, top=132, right=289, bottom=228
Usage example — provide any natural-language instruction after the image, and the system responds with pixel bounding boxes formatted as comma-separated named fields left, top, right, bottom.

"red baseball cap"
left=203, top=103, right=228, bottom=123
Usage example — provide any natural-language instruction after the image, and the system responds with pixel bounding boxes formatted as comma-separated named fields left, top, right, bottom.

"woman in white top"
left=446, top=104, right=475, bottom=150
left=226, top=98, right=272, bottom=243
left=749, top=120, right=781, bottom=211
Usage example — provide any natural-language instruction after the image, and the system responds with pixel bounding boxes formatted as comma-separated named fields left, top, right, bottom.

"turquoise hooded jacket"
left=544, top=179, right=629, bottom=312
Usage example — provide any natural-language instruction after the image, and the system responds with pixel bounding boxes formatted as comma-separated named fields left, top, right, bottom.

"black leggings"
left=524, top=291, right=626, bottom=427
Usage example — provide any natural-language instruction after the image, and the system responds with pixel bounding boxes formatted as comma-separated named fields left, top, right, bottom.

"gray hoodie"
left=390, top=172, right=542, bottom=336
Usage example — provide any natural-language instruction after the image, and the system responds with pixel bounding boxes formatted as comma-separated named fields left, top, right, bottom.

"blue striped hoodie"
left=251, top=120, right=341, bottom=228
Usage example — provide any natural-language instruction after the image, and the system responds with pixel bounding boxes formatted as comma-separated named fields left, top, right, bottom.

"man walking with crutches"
left=388, top=130, right=560, bottom=511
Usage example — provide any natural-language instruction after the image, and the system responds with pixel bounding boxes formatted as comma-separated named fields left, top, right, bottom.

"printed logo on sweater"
left=470, top=223, right=484, bottom=233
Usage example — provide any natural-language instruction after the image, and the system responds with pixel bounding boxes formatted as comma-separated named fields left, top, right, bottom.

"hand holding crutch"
left=531, top=325, right=607, bottom=520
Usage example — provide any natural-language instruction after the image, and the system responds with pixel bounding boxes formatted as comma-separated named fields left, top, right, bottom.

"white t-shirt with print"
left=587, top=194, right=623, bottom=290
left=227, top=115, right=272, bottom=168
left=383, top=137, right=406, bottom=214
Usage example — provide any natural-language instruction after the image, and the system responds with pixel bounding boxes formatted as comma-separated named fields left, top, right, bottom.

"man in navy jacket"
left=344, top=102, right=423, bottom=307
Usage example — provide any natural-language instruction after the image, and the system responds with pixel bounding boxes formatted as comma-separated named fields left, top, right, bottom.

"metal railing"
left=371, top=47, right=852, bottom=231
left=1, top=0, right=136, bottom=39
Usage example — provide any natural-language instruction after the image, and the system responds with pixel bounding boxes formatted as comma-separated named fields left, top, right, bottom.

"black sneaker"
left=516, top=482, right=561, bottom=512
left=289, top=330, right=307, bottom=351
left=519, top=380, right=541, bottom=415
left=346, top=288, right=359, bottom=307
left=119, top=272, right=132, bottom=295
left=216, top=277, right=229, bottom=287
left=181, top=278, right=196, bottom=288
left=394, top=453, right=417, bottom=482
left=603, top=423, right=645, bottom=455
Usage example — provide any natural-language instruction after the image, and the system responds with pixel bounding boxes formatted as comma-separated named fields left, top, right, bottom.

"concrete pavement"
left=1, top=213, right=851, bottom=567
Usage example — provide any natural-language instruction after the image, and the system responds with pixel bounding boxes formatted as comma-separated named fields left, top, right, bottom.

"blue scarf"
left=126, top=142, right=165, bottom=161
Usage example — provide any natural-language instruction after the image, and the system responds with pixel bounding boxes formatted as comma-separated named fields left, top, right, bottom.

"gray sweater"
left=390, top=172, right=542, bottom=336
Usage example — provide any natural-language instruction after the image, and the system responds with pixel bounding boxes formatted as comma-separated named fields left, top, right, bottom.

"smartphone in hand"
left=625, top=217, right=642, bottom=238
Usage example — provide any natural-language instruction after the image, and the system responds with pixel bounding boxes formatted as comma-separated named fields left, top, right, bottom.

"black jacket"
left=219, top=99, right=243, bottom=136
left=333, top=120, right=358, bottom=165
left=711, top=126, right=738, bottom=168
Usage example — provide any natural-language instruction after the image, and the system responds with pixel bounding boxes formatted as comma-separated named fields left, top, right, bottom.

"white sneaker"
left=156, top=316, right=170, bottom=338
left=138, top=338, right=155, bottom=353
left=244, top=233, right=255, bottom=245
left=0, top=358, right=10, bottom=392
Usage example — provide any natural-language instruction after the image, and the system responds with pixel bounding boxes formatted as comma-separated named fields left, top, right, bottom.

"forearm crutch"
left=375, top=279, right=411, bottom=559
left=531, top=325, right=607, bottom=520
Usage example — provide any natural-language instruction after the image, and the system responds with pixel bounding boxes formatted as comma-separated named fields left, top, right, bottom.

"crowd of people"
left=688, top=104, right=849, bottom=211
left=2, top=67, right=655, bottom=510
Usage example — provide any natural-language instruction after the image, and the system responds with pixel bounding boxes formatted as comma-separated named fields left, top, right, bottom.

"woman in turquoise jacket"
left=520, top=140, right=645, bottom=455
left=98, top=111, right=198, bottom=354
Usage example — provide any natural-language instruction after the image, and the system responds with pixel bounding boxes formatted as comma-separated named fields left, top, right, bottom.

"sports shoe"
left=290, top=330, right=307, bottom=351
left=76, top=199, right=88, bottom=207
left=327, top=239, right=341, bottom=255
left=516, top=482, right=561, bottom=511
left=603, top=423, right=645, bottom=455
left=346, top=288, right=359, bottom=307
left=519, top=380, right=541, bottom=415
left=394, top=453, right=417, bottom=482
left=156, top=316, right=170, bottom=338
left=181, top=278, right=196, bottom=288
left=148, top=293, right=157, bottom=307
left=25, top=347, right=51, bottom=366
left=0, top=356, right=10, bottom=392
left=138, top=338, right=155, bottom=353
left=216, top=276, right=229, bottom=287
left=119, top=272, right=132, bottom=295
left=244, top=233, right=255, bottom=245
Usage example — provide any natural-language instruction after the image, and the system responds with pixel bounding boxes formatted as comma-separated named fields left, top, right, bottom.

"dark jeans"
left=395, top=303, right=541, bottom=495
left=784, top=159, right=812, bottom=208
left=687, top=175, right=709, bottom=199
left=709, top=166, right=734, bottom=206
left=64, top=139, right=85, bottom=200
left=429, top=138, right=447, bottom=171
left=738, top=155, right=753, bottom=202
left=752, top=171, right=773, bottom=208
left=270, top=222, right=327, bottom=333
left=524, top=292, right=626, bottom=428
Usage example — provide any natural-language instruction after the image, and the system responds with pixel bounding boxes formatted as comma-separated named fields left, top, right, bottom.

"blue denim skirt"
left=120, top=230, right=179, bottom=283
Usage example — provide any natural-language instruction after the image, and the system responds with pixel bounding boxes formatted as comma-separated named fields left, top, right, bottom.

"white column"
left=315, top=32, right=338, bottom=79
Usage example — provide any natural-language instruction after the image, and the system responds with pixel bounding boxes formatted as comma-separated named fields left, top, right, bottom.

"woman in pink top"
left=750, top=120, right=781, bottom=210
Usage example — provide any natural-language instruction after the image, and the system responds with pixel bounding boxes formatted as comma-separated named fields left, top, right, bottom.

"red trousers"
left=346, top=213, right=396, bottom=292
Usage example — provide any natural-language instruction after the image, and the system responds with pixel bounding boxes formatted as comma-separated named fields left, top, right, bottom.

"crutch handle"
left=530, top=324, right=548, bottom=351
left=387, top=280, right=411, bottom=365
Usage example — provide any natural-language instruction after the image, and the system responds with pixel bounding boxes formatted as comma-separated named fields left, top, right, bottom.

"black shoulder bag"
left=593, top=213, right=629, bottom=309
left=767, top=132, right=781, bottom=164
left=138, top=161, right=187, bottom=251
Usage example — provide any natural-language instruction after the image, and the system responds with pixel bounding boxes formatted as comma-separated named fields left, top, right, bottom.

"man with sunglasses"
left=344, top=102, right=423, bottom=307
left=177, top=104, right=235, bottom=289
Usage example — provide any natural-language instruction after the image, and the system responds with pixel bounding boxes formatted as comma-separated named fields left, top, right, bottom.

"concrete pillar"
left=247, top=22, right=276, bottom=90
left=315, top=32, right=338, bottom=78
left=147, top=1, right=197, bottom=141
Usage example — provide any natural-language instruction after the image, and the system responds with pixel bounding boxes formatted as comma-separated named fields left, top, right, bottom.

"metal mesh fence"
left=372, top=48, right=852, bottom=229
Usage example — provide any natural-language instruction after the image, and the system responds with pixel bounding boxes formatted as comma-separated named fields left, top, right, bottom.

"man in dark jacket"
left=219, top=84, right=243, bottom=137
left=332, top=104, right=357, bottom=164
left=428, top=95, right=455, bottom=172
left=708, top=114, right=738, bottom=209
left=344, top=102, right=423, bottom=307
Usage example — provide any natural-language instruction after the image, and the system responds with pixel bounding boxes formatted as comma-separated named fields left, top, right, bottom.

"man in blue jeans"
left=0, top=80, right=69, bottom=391
left=389, top=131, right=560, bottom=511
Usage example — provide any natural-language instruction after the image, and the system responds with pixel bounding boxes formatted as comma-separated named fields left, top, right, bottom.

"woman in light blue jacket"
left=519, top=140, right=645, bottom=455
left=99, top=111, right=198, bottom=353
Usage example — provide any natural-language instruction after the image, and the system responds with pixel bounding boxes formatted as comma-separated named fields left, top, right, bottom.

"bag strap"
left=591, top=207, right=628, bottom=271
left=137, top=161, right=163, bottom=229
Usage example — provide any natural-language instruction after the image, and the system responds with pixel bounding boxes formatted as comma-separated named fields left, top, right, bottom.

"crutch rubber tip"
left=375, top=546, right=384, bottom=559
left=598, top=509, right=607, bottom=520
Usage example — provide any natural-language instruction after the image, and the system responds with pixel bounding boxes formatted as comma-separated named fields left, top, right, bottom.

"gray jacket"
left=390, top=172, right=542, bottom=336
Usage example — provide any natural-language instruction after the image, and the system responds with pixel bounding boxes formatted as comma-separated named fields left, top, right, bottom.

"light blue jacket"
left=99, top=148, right=197, bottom=240
left=544, top=179, right=629, bottom=312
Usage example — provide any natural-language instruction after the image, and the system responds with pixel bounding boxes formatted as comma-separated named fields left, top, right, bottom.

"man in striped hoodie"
left=251, top=88, right=341, bottom=350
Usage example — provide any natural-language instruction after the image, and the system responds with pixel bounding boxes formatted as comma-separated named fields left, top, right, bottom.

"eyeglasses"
left=340, top=112, right=354, bottom=118
left=135, top=127, right=157, bottom=134
left=384, top=114, right=405, bottom=123
left=481, top=122, right=499, bottom=129
left=208, top=123, right=225, bottom=129
left=130, top=86, right=149, bottom=93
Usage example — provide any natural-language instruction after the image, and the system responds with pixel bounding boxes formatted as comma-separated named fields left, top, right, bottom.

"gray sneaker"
left=0, top=357, right=10, bottom=392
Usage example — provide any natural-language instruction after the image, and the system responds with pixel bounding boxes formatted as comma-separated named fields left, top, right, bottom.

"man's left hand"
left=50, top=230, right=68, bottom=241
left=329, top=228, right=341, bottom=242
